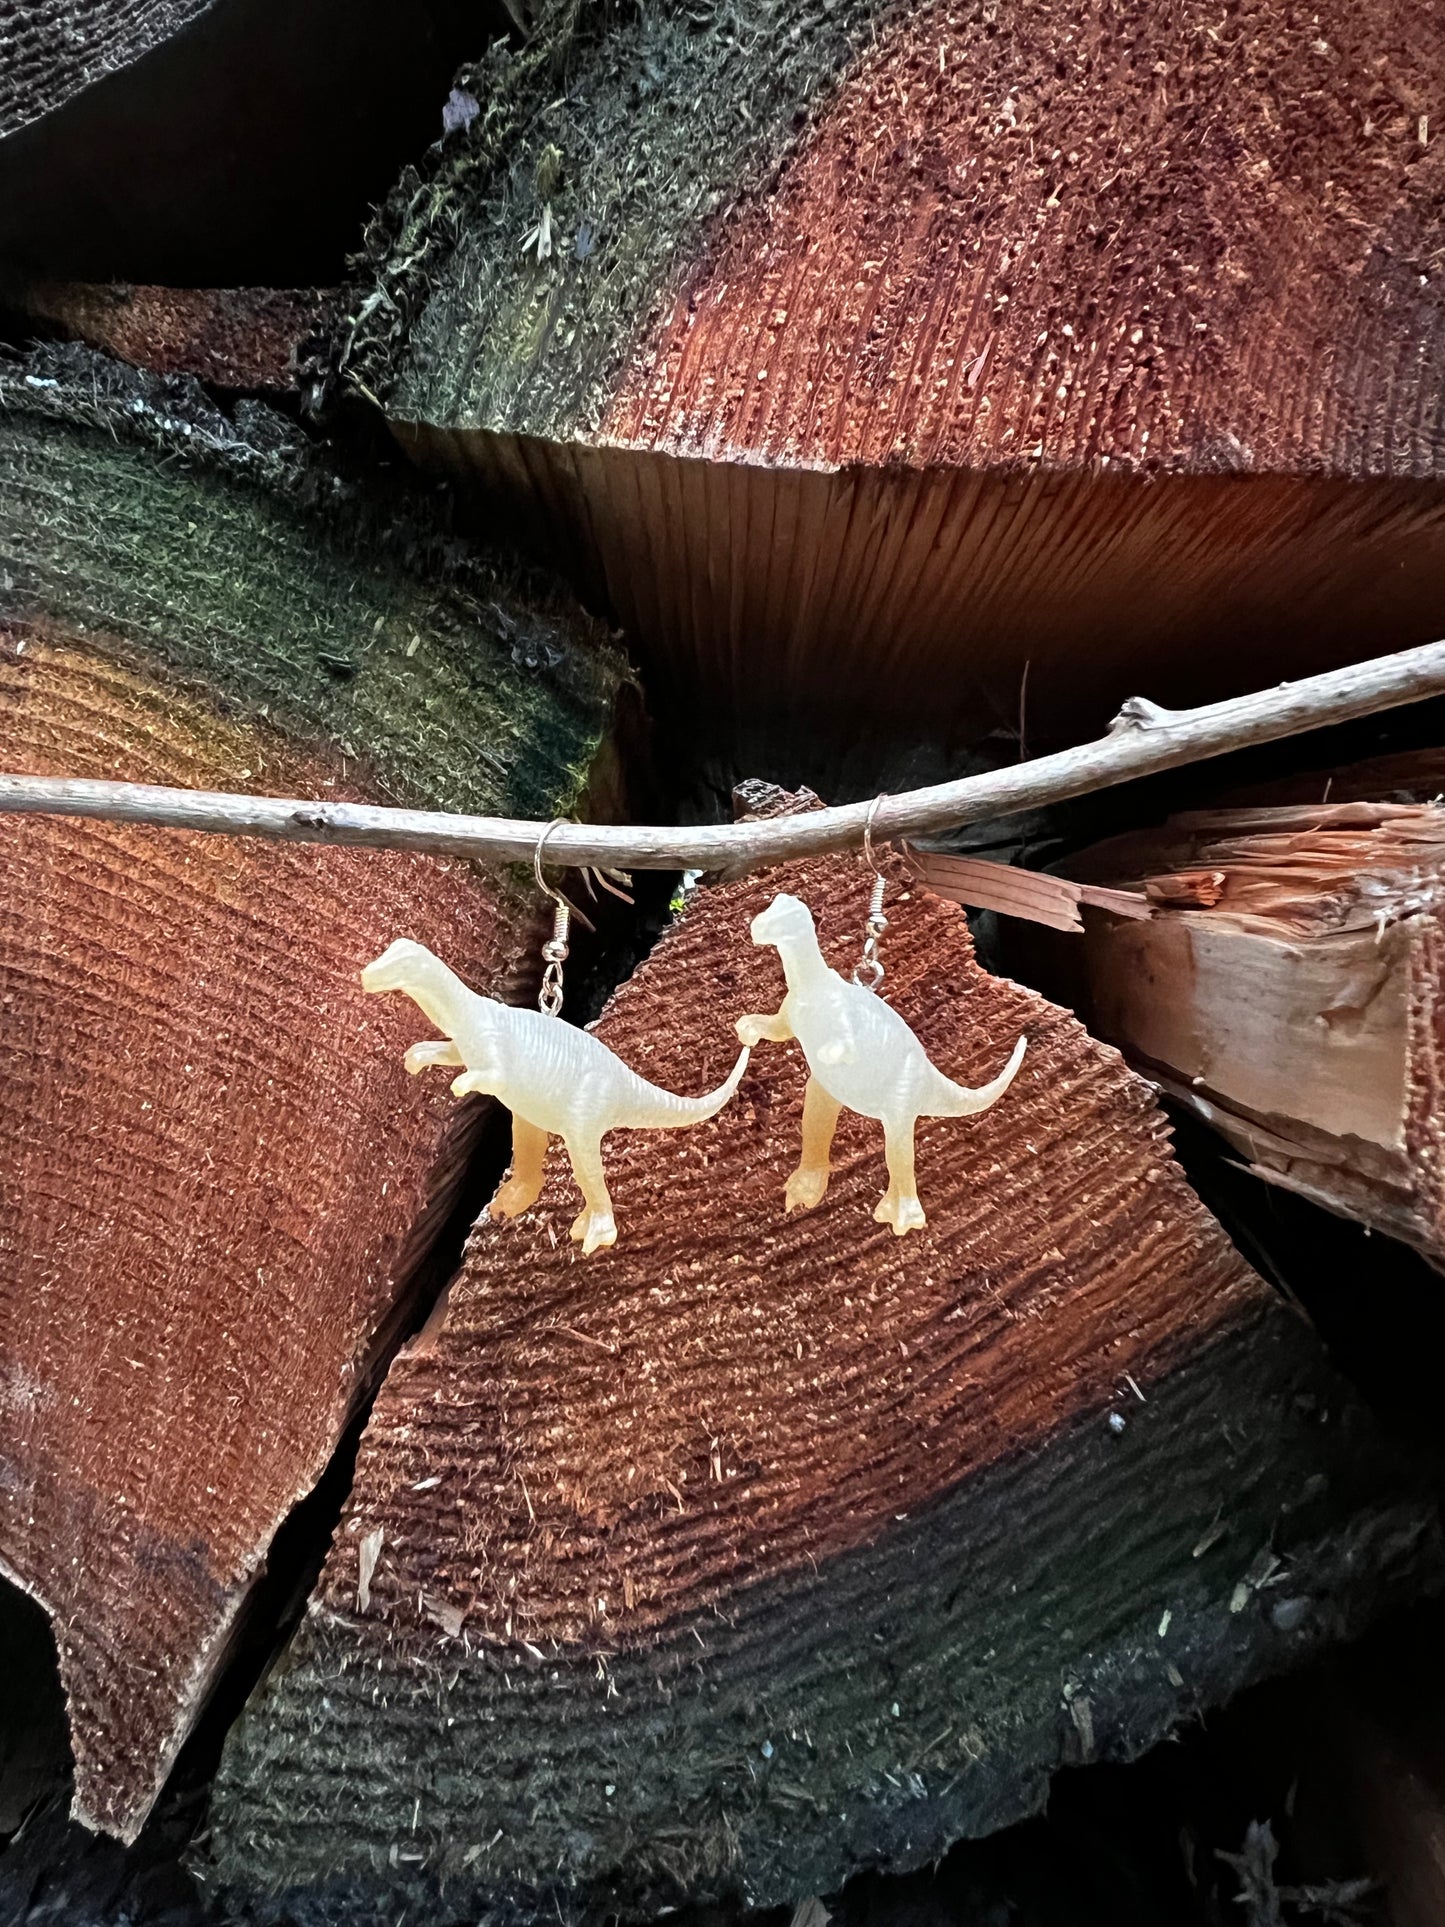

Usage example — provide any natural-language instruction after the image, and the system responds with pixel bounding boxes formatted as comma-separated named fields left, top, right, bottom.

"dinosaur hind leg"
left=563, top=1134, right=617, bottom=1256
left=875, top=1115, right=926, bottom=1235
left=785, top=1078, right=843, bottom=1213
left=491, top=1116, right=549, bottom=1221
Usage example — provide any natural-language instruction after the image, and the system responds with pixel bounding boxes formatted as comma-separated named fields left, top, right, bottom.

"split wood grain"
left=1045, top=798, right=1445, bottom=1268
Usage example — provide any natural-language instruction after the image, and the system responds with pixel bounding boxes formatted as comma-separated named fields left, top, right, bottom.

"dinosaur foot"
left=490, top=1178, right=543, bottom=1221
left=784, top=1167, right=830, bottom=1213
left=450, top=1071, right=488, bottom=1098
left=570, top=1208, right=618, bottom=1256
left=874, top=1189, right=926, bottom=1236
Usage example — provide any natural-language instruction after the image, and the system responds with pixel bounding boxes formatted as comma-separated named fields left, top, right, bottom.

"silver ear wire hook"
left=861, top=793, right=887, bottom=881
left=854, top=794, right=890, bottom=991
left=534, top=819, right=576, bottom=1017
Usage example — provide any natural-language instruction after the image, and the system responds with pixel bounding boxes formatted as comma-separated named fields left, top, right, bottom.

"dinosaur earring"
left=735, top=799, right=1027, bottom=1236
left=361, top=822, right=751, bottom=1256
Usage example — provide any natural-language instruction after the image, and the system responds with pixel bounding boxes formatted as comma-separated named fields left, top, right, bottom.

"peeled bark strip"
left=0, top=352, right=619, bottom=1843
left=208, top=822, right=1441, bottom=1922
left=360, top=0, right=1445, bottom=768
left=1043, top=799, right=1445, bottom=1268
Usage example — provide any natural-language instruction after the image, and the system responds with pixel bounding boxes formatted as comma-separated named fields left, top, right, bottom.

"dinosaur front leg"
left=562, top=1134, right=617, bottom=1256
left=736, top=1008, right=793, bottom=1048
left=785, top=1078, right=843, bottom=1213
left=875, top=1115, right=927, bottom=1236
left=403, top=1039, right=464, bottom=1076
left=490, top=1115, right=549, bottom=1221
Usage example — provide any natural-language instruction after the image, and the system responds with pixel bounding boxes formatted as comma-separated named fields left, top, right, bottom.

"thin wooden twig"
left=1, top=641, right=1444, bottom=872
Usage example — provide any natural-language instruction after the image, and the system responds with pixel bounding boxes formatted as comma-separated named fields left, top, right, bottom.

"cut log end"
left=0, top=362, right=620, bottom=1843
left=361, top=0, right=1445, bottom=771
left=0, top=0, right=522, bottom=285
left=0, top=634, right=512, bottom=1842
left=206, top=824, right=1444, bottom=1919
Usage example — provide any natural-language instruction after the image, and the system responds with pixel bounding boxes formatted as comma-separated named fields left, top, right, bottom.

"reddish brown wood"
left=0, top=357, right=619, bottom=1844
left=609, top=2, right=1444, bottom=479
left=379, top=0, right=1445, bottom=768
left=207, top=801, right=1442, bottom=1920
left=0, top=624, right=535, bottom=1841
left=10, top=283, right=332, bottom=391
left=268, top=844, right=1267, bottom=1636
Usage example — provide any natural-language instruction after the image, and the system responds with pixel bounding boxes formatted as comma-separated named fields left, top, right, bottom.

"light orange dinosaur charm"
left=363, top=940, right=749, bottom=1254
left=737, top=894, right=1026, bottom=1234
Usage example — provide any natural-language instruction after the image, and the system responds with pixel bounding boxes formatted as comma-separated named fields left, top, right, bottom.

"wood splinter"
left=1033, top=783, right=1445, bottom=1270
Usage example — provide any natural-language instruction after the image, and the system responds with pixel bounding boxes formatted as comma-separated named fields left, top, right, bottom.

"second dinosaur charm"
left=363, top=940, right=749, bottom=1255
left=737, top=894, right=1026, bottom=1235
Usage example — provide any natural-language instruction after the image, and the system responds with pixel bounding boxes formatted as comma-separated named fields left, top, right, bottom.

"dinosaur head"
left=750, top=893, right=816, bottom=949
left=361, top=938, right=436, bottom=995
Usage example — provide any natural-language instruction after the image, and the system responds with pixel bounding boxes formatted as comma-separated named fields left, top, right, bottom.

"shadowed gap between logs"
left=0, top=0, right=528, bottom=287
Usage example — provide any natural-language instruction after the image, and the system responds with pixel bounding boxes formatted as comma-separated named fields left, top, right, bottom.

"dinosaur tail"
left=932, top=1034, right=1028, bottom=1117
left=622, top=1046, right=752, bottom=1129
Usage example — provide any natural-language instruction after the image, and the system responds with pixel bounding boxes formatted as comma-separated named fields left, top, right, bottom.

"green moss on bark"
left=0, top=345, right=622, bottom=816
left=375, top=0, right=891, bottom=435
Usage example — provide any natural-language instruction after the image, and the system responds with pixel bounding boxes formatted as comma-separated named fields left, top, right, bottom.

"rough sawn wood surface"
left=1047, top=800, right=1445, bottom=1268
left=369, top=0, right=1445, bottom=764
left=0, top=355, right=619, bottom=1844
left=209, top=833, right=1443, bottom=1922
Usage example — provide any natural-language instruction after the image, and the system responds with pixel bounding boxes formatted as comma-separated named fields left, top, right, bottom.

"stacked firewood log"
left=2, top=1, right=1445, bottom=1922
